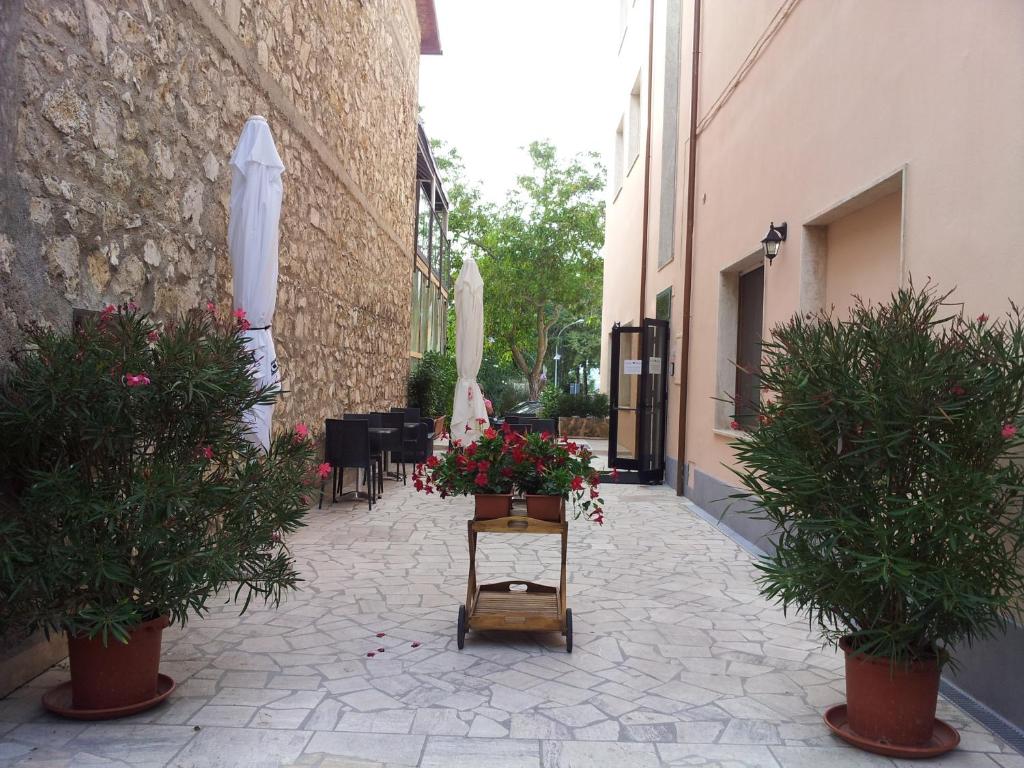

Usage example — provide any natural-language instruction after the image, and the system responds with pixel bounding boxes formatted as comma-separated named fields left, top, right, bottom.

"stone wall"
left=0, top=0, right=422, bottom=429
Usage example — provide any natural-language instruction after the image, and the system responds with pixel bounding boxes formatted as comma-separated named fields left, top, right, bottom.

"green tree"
left=434, top=141, right=605, bottom=399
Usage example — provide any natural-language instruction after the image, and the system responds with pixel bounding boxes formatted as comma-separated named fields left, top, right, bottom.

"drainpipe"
left=675, top=0, right=701, bottom=495
left=637, top=0, right=656, bottom=317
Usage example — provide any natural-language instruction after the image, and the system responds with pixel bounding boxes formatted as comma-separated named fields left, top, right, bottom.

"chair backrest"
left=373, top=411, right=405, bottom=451
left=395, top=406, right=421, bottom=421
left=504, top=415, right=521, bottom=425
left=345, top=412, right=381, bottom=427
left=527, top=418, right=557, bottom=436
left=325, top=418, right=371, bottom=468
left=509, top=422, right=532, bottom=435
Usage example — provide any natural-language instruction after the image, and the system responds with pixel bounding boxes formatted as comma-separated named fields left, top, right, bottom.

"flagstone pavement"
left=1, top=477, right=1020, bottom=767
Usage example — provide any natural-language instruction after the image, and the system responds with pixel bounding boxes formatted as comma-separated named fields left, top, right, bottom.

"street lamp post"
left=553, top=318, right=585, bottom=389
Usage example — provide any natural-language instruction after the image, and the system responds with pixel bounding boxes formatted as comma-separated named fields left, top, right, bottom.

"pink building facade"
left=601, top=0, right=1024, bottom=731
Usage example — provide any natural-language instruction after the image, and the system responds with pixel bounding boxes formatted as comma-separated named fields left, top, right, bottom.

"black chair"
left=320, top=418, right=376, bottom=511
left=343, top=413, right=385, bottom=496
left=393, top=406, right=422, bottom=422
left=373, top=411, right=407, bottom=484
left=508, top=422, right=532, bottom=436
left=503, top=415, right=522, bottom=425
left=526, top=418, right=557, bottom=436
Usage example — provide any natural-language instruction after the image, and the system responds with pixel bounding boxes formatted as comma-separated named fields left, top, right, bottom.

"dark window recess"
left=655, top=287, right=672, bottom=322
left=734, top=266, right=764, bottom=430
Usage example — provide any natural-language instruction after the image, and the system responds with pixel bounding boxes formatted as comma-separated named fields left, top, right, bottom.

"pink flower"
left=1002, top=423, right=1017, bottom=439
left=730, top=420, right=741, bottom=430
left=476, top=417, right=487, bottom=425
left=977, top=313, right=989, bottom=324
left=233, top=308, right=247, bottom=321
left=270, top=530, right=282, bottom=543
left=126, top=373, right=151, bottom=387
left=294, top=422, right=309, bottom=442
left=239, top=319, right=251, bottom=331
left=206, top=301, right=216, bottom=313
left=317, top=462, right=332, bottom=479
left=200, top=445, right=214, bottom=460
left=950, top=384, right=966, bottom=397
left=484, top=398, right=493, bottom=415
left=610, top=468, right=620, bottom=480
left=127, top=301, right=139, bottom=312
left=101, top=304, right=116, bottom=316
left=147, top=330, right=160, bottom=343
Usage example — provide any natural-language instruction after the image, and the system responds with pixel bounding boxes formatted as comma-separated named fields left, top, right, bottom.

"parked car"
left=493, top=400, right=542, bottom=427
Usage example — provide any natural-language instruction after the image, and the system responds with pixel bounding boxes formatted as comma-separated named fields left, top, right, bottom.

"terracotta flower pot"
left=525, top=494, right=565, bottom=522
left=474, top=493, right=512, bottom=519
left=67, top=615, right=168, bottom=711
left=841, top=637, right=941, bottom=747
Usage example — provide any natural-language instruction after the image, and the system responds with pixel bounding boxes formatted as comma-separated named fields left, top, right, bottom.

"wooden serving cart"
left=457, top=501, right=572, bottom=652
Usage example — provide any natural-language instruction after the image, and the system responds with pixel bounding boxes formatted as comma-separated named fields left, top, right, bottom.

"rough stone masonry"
left=0, top=0, right=424, bottom=428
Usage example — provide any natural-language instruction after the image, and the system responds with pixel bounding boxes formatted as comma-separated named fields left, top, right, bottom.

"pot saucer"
left=42, top=673, right=176, bottom=721
left=824, top=704, right=960, bottom=759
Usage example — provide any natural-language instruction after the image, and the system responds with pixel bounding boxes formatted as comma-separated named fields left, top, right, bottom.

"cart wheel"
left=564, top=608, right=573, bottom=653
left=457, top=604, right=467, bottom=650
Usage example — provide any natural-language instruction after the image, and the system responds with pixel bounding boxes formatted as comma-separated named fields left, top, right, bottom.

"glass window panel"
left=417, top=184, right=431, bottom=258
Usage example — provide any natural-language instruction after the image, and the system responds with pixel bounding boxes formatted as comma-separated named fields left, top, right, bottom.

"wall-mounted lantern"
left=761, top=221, right=788, bottom=265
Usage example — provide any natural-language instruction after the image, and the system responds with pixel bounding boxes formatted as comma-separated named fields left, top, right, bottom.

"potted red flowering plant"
left=0, top=303, right=319, bottom=719
left=512, top=429, right=605, bottom=524
left=413, top=423, right=515, bottom=519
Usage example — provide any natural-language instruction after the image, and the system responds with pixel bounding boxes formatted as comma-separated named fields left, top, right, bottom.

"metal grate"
left=940, top=680, right=1024, bottom=756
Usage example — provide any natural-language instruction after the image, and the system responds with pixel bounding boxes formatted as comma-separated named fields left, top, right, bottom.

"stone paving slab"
left=0, top=479, right=1018, bottom=767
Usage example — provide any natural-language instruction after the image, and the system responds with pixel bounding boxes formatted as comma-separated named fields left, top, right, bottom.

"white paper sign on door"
left=648, top=356, right=662, bottom=372
left=623, top=359, right=642, bottom=375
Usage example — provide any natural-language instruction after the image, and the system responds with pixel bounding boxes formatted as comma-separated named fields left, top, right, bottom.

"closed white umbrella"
left=229, top=115, right=284, bottom=450
left=451, top=258, right=488, bottom=442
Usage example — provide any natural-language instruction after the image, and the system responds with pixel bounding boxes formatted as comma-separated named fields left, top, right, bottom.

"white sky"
left=418, top=0, right=618, bottom=203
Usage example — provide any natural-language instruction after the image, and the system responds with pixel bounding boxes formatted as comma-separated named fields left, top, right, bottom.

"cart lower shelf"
left=458, top=580, right=572, bottom=652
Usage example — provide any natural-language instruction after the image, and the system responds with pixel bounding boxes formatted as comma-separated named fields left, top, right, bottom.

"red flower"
left=477, top=460, right=490, bottom=472
left=239, top=318, right=251, bottom=331
left=465, top=443, right=477, bottom=457
left=147, top=330, right=160, bottom=343
left=474, top=473, right=489, bottom=487
left=610, top=468, right=620, bottom=480
left=571, top=476, right=584, bottom=492
left=500, top=467, right=514, bottom=478
left=476, top=417, right=487, bottom=425
left=593, top=513, right=605, bottom=526
left=1002, top=423, right=1018, bottom=439
left=126, top=372, right=151, bottom=387
left=540, top=431, right=552, bottom=440
left=414, top=478, right=424, bottom=491
left=484, top=428, right=497, bottom=440
left=950, top=385, right=966, bottom=397
left=294, top=422, right=309, bottom=442
left=101, top=304, right=116, bottom=316
left=978, top=313, right=989, bottom=324
left=317, top=462, right=332, bottom=479
left=590, top=488, right=600, bottom=499
left=199, top=445, right=214, bottom=460
left=426, top=455, right=440, bottom=468
left=206, top=301, right=216, bottom=313
left=730, top=420, right=741, bottom=430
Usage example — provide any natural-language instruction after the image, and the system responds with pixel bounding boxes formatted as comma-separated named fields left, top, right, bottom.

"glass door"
left=640, top=318, right=669, bottom=479
left=608, top=325, right=642, bottom=470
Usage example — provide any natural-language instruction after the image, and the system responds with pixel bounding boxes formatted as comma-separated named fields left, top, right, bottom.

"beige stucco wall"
left=602, top=0, right=1024, bottom=488
left=685, top=0, right=1024, bottom=487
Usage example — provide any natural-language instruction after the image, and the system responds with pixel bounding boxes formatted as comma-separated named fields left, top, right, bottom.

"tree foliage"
left=435, top=141, right=605, bottom=398
left=730, top=285, right=1024, bottom=668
